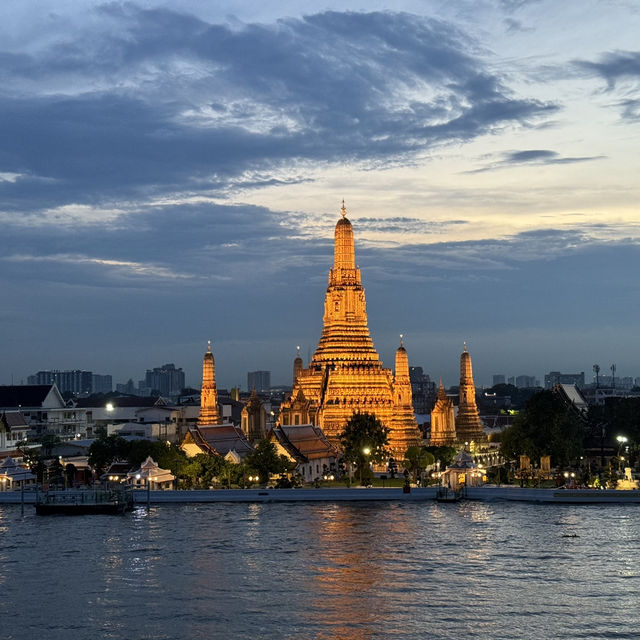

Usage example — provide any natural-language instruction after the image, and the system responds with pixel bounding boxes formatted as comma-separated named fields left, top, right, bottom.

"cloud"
left=573, top=50, right=640, bottom=120
left=575, top=50, right=640, bottom=89
left=499, top=0, right=544, bottom=13
left=352, top=217, right=467, bottom=235
left=0, top=7, right=558, bottom=218
left=466, top=149, right=604, bottom=172
left=503, top=18, right=533, bottom=33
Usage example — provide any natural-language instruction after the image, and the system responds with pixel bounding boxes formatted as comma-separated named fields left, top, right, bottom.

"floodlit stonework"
left=429, top=382, right=457, bottom=446
left=454, top=344, right=486, bottom=444
left=198, top=341, right=220, bottom=426
left=278, top=203, right=422, bottom=457
left=241, top=388, right=267, bottom=443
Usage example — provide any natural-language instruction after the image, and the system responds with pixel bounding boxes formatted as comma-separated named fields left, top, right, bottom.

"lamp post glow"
left=360, top=447, right=371, bottom=486
left=616, top=436, right=628, bottom=471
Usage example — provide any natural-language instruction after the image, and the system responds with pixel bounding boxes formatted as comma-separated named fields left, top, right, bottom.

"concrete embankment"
left=2, top=485, right=640, bottom=506
left=0, top=486, right=437, bottom=505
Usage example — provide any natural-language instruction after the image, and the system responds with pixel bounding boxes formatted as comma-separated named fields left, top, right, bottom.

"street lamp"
left=616, top=436, right=628, bottom=471
left=361, top=447, right=371, bottom=485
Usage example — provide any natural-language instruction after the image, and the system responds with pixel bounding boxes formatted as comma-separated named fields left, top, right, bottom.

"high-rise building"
left=515, top=375, right=538, bottom=388
left=92, top=374, right=113, bottom=394
left=492, top=374, right=505, bottom=386
left=27, top=369, right=109, bottom=395
left=144, top=364, right=185, bottom=396
left=247, top=370, right=271, bottom=393
left=409, top=366, right=436, bottom=414
left=116, top=379, right=137, bottom=395
left=198, top=342, right=220, bottom=426
left=455, top=344, right=486, bottom=444
left=544, top=371, right=585, bottom=389
left=277, top=203, right=422, bottom=457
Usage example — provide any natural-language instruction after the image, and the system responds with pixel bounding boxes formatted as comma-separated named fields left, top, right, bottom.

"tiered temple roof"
left=454, top=344, right=486, bottom=444
left=198, top=341, right=220, bottom=426
left=429, top=382, right=457, bottom=446
left=278, top=204, right=422, bottom=457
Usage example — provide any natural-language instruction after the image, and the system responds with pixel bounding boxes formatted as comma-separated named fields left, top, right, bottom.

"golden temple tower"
left=454, top=343, right=486, bottom=444
left=278, top=203, right=422, bottom=457
left=293, top=346, right=303, bottom=385
left=241, top=388, right=267, bottom=443
left=198, top=340, right=220, bottom=426
left=429, top=381, right=457, bottom=445
left=391, top=336, right=422, bottom=450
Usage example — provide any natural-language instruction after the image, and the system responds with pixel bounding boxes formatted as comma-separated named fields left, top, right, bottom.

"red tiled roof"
left=272, top=424, right=337, bottom=462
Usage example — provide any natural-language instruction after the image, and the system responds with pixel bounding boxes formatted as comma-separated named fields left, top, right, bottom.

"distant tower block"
left=277, top=203, right=422, bottom=457
left=198, top=341, right=221, bottom=425
left=455, top=343, right=486, bottom=444
left=429, top=381, right=457, bottom=446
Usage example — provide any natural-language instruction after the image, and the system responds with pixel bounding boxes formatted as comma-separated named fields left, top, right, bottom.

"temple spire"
left=293, top=345, right=303, bottom=385
left=455, top=343, right=485, bottom=444
left=332, top=201, right=356, bottom=272
left=198, top=340, right=220, bottom=425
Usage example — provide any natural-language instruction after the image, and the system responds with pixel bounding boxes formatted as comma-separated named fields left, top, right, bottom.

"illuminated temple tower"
left=278, top=203, right=422, bottom=457
left=198, top=341, right=220, bottom=425
left=429, top=381, right=457, bottom=446
left=454, top=344, right=486, bottom=444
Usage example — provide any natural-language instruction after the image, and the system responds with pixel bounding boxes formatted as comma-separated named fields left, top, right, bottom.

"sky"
left=1, top=0, right=639, bottom=390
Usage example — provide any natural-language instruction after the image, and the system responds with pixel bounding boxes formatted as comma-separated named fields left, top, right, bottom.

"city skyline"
left=1, top=1, right=639, bottom=389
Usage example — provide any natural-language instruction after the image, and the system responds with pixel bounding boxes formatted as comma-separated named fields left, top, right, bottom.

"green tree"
left=339, top=412, right=390, bottom=485
left=88, top=432, right=129, bottom=476
left=424, top=445, right=457, bottom=469
left=403, top=446, right=435, bottom=483
left=36, top=434, right=61, bottom=458
left=244, top=439, right=289, bottom=485
left=182, top=453, right=227, bottom=488
left=500, top=390, right=584, bottom=468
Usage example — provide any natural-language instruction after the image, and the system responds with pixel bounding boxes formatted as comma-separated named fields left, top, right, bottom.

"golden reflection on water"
left=303, top=504, right=407, bottom=640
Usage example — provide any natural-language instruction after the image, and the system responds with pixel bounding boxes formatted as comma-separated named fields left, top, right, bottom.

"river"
left=1, top=501, right=638, bottom=639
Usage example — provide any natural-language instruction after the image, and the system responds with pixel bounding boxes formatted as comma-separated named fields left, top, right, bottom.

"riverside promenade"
left=3, top=485, right=640, bottom=505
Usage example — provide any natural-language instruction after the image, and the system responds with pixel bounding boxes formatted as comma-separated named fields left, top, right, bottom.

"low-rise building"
left=0, top=411, right=30, bottom=458
left=181, top=424, right=254, bottom=461
left=0, top=385, right=87, bottom=438
left=269, top=424, right=338, bottom=483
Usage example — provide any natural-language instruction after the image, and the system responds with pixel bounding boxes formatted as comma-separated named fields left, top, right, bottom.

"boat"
left=35, top=487, right=134, bottom=515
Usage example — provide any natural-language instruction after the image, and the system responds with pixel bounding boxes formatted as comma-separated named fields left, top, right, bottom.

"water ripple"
left=3, top=502, right=640, bottom=638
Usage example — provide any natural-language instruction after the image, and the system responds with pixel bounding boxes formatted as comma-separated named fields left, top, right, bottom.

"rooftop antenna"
left=611, top=364, right=616, bottom=389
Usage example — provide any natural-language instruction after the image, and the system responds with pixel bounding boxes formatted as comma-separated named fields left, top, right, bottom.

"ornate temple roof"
left=184, top=424, right=254, bottom=458
left=270, top=424, right=338, bottom=463
left=278, top=203, right=422, bottom=457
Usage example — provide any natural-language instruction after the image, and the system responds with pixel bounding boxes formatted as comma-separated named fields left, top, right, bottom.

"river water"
left=1, top=501, right=638, bottom=639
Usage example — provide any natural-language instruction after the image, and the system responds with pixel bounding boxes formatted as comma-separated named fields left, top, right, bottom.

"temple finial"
left=296, top=345, right=301, bottom=357
left=207, top=339, right=211, bottom=352
left=463, top=341, right=467, bottom=352
left=341, top=199, right=346, bottom=217
left=399, top=333, right=404, bottom=347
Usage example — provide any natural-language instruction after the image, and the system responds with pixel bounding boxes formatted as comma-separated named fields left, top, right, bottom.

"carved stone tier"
left=429, top=382, right=457, bottom=445
left=454, top=344, right=486, bottom=444
left=198, top=341, right=220, bottom=426
left=278, top=204, right=422, bottom=457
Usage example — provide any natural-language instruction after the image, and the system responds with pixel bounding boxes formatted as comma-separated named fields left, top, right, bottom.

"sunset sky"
left=1, top=0, right=639, bottom=389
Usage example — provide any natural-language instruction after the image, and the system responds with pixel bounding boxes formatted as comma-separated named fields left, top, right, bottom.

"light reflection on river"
left=1, top=501, right=639, bottom=639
